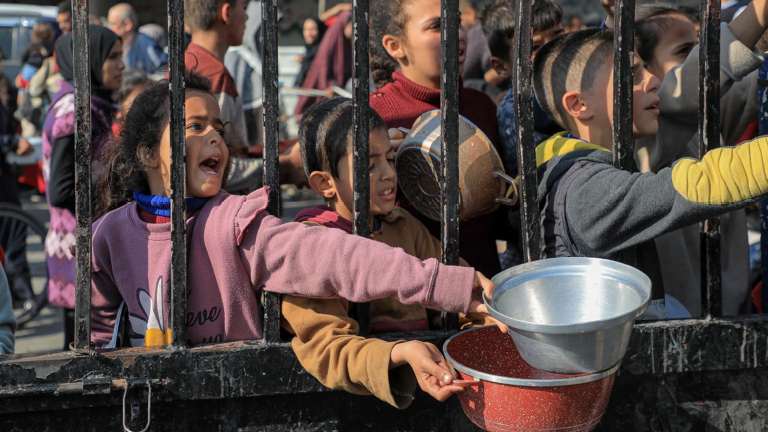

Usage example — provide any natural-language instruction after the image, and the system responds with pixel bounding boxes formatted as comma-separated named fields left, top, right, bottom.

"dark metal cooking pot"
left=395, top=110, right=517, bottom=221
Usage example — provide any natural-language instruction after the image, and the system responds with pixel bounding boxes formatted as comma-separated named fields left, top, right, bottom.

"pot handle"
left=494, top=171, right=519, bottom=206
left=396, top=127, right=411, bottom=135
left=452, top=379, right=481, bottom=387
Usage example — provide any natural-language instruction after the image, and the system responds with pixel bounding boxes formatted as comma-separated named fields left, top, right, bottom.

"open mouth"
left=199, top=156, right=220, bottom=175
left=379, top=187, right=396, bottom=201
left=645, top=100, right=660, bottom=115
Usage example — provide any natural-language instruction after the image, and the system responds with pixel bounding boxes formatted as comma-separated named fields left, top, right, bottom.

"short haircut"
left=481, top=0, right=563, bottom=63
left=635, top=4, right=688, bottom=65
left=299, top=98, right=387, bottom=179
left=185, top=0, right=237, bottom=33
left=109, top=3, right=139, bottom=28
left=57, top=0, right=71, bottom=15
left=533, top=28, right=614, bottom=129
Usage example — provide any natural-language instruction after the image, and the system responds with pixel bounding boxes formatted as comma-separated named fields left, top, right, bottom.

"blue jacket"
left=124, top=32, right=167, bottom=74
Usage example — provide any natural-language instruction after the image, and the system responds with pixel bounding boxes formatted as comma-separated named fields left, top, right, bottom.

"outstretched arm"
left=281, top=295, right=419, bottom=409
left=566, top=137, right=768, bottom=257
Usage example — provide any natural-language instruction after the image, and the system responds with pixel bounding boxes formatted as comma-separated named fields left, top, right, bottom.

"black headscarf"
left=55, top=25, right=120, bottom=100
left=294, top=17, right=327, bottom=88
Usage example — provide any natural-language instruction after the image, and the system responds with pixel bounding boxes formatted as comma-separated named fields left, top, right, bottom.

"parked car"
left=0, top=5, right=59, bottom=82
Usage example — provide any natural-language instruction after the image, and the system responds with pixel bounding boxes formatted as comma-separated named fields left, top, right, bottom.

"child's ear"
left=562, top=91, right=592, bottom=120
left=308, top=171, right=337, bottom=200
left=219, top=1, right=231, bottom=25
left=490, top=57, right=511, bottom=79
left=137, top=144, right=159, bottom=170
left=382, top=35, right=405, bottom=60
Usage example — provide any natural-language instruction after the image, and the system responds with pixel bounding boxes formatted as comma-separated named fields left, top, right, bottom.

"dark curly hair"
left=94, top=70, right=232, bottom=218
left=370, top=0, right=414, bottom=89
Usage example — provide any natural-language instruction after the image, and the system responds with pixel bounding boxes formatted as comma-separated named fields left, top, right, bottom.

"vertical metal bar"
left=699, top=0, right=722, bottom=318
left=168, top=0, right=187, bottom=348
left=513, top=0, right=542, bottom=262
left=71, top=0, right=91, bottom=351
left=441, top=0, right=460, bottom=331
left=612, top=0, right=634, bottom=171
left=352, top=0, right=371, bottom=336
left=612, top=0, right=637, bottom=270
left=261, top=0, right=281, bottom=344
left=757, top=55, right=768, bottom=312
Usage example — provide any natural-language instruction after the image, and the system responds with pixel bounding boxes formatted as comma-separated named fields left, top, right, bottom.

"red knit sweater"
left=370, top=72, right=503, bottom=277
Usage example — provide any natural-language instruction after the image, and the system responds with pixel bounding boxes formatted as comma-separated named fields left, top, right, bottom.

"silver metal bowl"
left=485, top=257, right=652, bottom=374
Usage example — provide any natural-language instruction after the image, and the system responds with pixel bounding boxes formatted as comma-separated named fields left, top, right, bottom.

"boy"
left=183, top=0, right=305, bottom=193
left=281, top=98, right=493, bottom=409
left=527, top=28, right=768, bottom=313
left=481, top=0, right=565, bottom=176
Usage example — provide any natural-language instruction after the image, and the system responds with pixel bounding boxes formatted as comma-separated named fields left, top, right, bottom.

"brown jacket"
left=281, top=206, right=481, bottom=408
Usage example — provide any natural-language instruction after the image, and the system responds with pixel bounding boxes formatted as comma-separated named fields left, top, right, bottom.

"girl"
left=294, top=17, right=327, bottom=88
left=630, top=2, right=768, bottom=317
left=282, top=98, right=493, bottom=408
left=89, top=71, right=499, bottom=348
left=43, top=25, right=124, bottom=348
left=369, top=0, right=507, bottom=277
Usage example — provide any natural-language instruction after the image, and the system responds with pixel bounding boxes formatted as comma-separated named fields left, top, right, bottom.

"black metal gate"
left=1, top=0, right=768, bottom=429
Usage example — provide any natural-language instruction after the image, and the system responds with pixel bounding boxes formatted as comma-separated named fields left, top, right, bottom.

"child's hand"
left=390, top=340, right=462, bottom=402
left=388, top=128, right=407, bottom=150
left=468, top=271, right=509, bottom=334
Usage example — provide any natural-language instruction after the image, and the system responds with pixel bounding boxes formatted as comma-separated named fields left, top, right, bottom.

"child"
left=631, top=3, right=768, bottom=316
left=281, top=98, right=489, bottom=408
left=185, top=0, right=306, bottom=194
left=90, top=71, right=499, bottom=348
left=528, top=28, right=768, bottom=314
left=18, top=22, right=54, bottom=91
left=481, top=0, right=565, bottom=177
left=369, top=0, right=507, bottom=277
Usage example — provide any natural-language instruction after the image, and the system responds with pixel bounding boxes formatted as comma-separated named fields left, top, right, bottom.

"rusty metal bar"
left=612, top=0, right=637, bottom=269
left=71, top=0, right=92, bottom=352
left=351, top=0, right=371, bottom=335
left=612, top=0, right=634, bottom=171
left=0, top=379, right=164, bottom=399
left=513, top=0, right=541, bottom=262
left=440, top=0, right=460, bottom=331
left=698, top=0, right=722, bottom=318
left=261, top=0, right=281, bottom=344
left=168, top=0, right=187, bottom=348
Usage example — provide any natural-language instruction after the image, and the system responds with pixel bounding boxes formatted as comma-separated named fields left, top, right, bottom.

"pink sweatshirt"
left=90, top=188, right=475, bottom=347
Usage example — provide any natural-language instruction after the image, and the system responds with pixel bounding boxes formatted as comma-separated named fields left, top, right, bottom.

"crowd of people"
left=0, top=0, right=767, bottom=410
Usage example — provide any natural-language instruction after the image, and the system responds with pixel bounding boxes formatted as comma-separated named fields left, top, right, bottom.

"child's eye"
left=387, top=158, right=395, bottom=165
left=216, top=128, right=225, bottom=137
left=369, top=162, right=376, bottom=171
left=428, top=19, right=441, bottom=30
left=187, top=123, right=201, bottom=131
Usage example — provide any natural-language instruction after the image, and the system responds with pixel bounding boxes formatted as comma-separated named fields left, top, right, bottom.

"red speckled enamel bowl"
left=444, top=326, right=618, bottom=432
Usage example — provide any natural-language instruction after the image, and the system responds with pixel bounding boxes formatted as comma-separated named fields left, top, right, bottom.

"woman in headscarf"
left=294, top=17, right=327, bottom=88
left=42, top=25, right=124, bottom=349
left=294, top=10, right=352, bottom=116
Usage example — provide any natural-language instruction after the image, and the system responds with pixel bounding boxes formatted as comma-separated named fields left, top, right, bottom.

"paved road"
left=14, top=187, right=322, bottom=354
